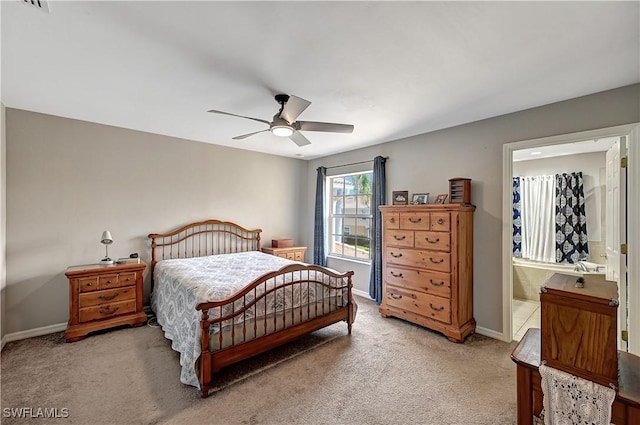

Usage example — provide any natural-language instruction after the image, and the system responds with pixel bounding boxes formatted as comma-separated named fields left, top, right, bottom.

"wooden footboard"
left=196, top=264, right=354, bottom=398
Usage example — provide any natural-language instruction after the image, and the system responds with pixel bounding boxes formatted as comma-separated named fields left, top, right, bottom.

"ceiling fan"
left=207, top=94, right=354, bottom=147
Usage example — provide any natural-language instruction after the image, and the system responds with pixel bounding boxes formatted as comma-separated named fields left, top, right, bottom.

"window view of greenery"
left=329, top=171, right=373, bottom=261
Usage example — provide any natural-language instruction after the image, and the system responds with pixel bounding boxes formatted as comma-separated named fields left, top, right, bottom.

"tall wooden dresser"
left=378, top=204, right=475, bottom=342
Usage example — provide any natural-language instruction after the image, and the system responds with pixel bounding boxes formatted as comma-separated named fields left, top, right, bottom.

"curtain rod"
left=324, top=156, right=389, bottom=170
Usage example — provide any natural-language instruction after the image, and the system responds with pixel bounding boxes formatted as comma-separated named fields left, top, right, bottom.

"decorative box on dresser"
left=261, top=246, right=307, bottom=262
left=378, top=204, right=475, bottom=342
left=65, top=262, right=147, bottom=342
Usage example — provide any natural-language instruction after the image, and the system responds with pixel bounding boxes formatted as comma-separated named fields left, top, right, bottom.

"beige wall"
left=302, top=84, right=640, bottom=335
left=5, top=109, right=306, bottom=334
left=4, top=84, right=639, bottom=338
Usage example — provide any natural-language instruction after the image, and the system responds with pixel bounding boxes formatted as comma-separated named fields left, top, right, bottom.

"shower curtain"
left=520, top=175, right=556, bottom=263
left=513, top=172, right=589, bottom=264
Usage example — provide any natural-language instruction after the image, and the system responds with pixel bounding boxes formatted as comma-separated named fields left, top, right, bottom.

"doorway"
left=502, top=123, right=640, bottom=354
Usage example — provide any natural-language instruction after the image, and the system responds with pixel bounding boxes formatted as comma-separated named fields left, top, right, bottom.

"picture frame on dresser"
left=411, top=193, right=429, bottom=205
left=392, top=191, right=409, bottom=205
left=435, top=194, right=448, bottom=204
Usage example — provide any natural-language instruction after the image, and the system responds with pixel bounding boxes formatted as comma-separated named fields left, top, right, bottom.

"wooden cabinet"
left=261, top=246, right=307, bottom=262
left=379, top=204, right=475, bottom=342
left=65, top=262, right=147, bottom=342
left=540, top=273, right=619, bottom=388
left=511, top=329, right=640, bottom=425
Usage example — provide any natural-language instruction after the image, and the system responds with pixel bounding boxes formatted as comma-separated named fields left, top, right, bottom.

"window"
left=328, top=171, right=373, bottom=261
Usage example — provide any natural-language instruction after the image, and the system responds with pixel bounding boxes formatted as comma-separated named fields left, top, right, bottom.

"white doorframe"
left=502, top=123, right=640, bottom=353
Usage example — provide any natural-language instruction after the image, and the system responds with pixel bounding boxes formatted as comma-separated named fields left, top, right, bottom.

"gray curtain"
left=369, top=156, right=387, bottom=304
left=313, top=166, right=327, bottom=266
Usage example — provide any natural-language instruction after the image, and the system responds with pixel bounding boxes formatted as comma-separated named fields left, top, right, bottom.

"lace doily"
left=539, top=364, right=615, bottom=425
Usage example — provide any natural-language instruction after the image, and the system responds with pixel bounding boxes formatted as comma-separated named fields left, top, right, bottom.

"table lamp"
left=100, top=230, right=114, bottom=265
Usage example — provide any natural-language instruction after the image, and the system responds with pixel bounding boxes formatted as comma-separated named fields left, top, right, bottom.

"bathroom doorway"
left=502, top=123, right=640, bottom=354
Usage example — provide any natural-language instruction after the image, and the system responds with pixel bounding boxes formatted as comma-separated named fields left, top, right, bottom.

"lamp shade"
left=100, top=230, right=113, bottom=245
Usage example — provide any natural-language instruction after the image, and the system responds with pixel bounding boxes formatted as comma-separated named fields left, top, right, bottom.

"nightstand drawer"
left=79, top=299, right=137, bottom=323
left=262, top=246, right=307, bottom=261
left=79, top=277, right=100, bottom=293
left=99, top=273, right=120, bottom=290
left=79, top=286, right=136, bottom=308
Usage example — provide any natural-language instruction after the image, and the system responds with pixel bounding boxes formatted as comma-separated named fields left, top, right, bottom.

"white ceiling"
left=2, top=1, right=639, bottom=160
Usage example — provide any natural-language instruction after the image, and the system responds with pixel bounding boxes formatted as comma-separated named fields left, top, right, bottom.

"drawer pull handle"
left=390, top=252, right=403, bottom=258
left=86, top=283, right=92, bottom=287
left=429, top=257, right=444, bottom=264
left=437, top=218, right=445, bottom=225
left=429, top=279, right=445, bottom=287
left=409, top=218, right=422, bottom=223
left=389, top=293, right=403, bottom=300
left=105, top=280, right=112, bottom=284
left=98, top=292, right=119, bottom=301
left=99, top=307, right=120, bottom=316
left=390, top=271, right=404, bottom=278
left=394, top=235, right=406, bottom=241
left=425, top=237, right=440, bottom=244
left=125, top=277, right=131, bottom=282
left=429, top=303, right=444, bottom=312
left=389, top=218, right=395, bottom=223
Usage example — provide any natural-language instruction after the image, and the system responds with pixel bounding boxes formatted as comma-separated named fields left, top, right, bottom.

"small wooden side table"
left=261, top=246, right=307, bottom=262
left=65, top=261, right=148, bottom=342
left=511, top=328, right=640, bottom=424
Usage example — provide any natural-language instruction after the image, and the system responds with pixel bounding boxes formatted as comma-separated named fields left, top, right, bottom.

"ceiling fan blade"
left=296, top=121, right=354, bottom=133
left=280, top=95, right=311, bottom=123
left=232, top=129, right=270, bottom=140
left=289, top=131, right=311, bottom=147
left=207, top=109, right=270, bottom=125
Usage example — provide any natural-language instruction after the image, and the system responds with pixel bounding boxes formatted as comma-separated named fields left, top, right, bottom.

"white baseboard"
left=1, top=322, right=67, bottom=350
left=352, top=288, right=371, bottom=299
left=476, top=326, right=507, bottom=342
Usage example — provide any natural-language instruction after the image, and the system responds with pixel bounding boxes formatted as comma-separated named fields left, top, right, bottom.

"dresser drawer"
left=79, top=299, right=137, bottom=323
left=384, top=230, right=414, bottom=248
left=385, top=286, right=451, bottom=324
left=414, top=231, right=450, bottom=251
left=384, top=213, right=400, bottom=230
left=430, top=212, right=450, bottom=231
left=385, top=248, right=451, bottom=273
left=385, top=266, right=451, bottom=298
left=79, top=286, right=137, bottom=308
left=99, top=273, right=120, bottom=291
left=399, top=212, right=430, bottom=230
left=294, top=251, right=304, bottom=261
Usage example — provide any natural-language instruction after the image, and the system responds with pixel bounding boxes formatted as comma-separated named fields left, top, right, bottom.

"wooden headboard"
left=148, top=219, right=262, bottom=291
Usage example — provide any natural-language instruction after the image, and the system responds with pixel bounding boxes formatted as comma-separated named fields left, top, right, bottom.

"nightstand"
left=65, top=261, right=147, bottom=342
left=261, top=246, right=307, bottom=262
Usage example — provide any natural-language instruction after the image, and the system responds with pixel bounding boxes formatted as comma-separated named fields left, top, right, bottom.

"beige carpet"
left=1, top=296, right=518, bottom=424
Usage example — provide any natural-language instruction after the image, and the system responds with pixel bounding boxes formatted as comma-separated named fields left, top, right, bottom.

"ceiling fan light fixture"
left=271, top=125, right=294, bottom=137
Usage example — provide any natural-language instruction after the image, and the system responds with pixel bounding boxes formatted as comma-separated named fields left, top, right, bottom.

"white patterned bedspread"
left=151, top=251, right=345, bottom=389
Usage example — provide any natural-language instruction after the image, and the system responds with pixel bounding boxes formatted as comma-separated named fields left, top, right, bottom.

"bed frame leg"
left=201, top=385, right=210, bottom=398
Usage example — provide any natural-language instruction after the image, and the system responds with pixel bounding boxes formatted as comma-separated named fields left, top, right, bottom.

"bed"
left=148, top=219, right=355, bottom=397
